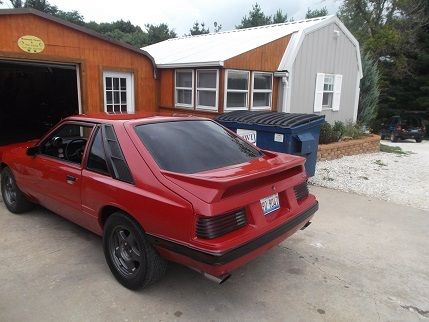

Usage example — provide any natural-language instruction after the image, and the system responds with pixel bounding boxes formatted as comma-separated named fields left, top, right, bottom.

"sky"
left=0, top=0, right=341, bottom=35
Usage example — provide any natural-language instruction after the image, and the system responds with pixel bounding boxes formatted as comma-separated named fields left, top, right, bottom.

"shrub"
left=319, top=122, right=340, bottom=144
left=319, top=121, right=366, bottom=144
left=343, top=121, right=366, bottom=139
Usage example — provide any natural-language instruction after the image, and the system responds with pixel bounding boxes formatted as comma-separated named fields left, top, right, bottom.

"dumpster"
left=215, top=111, right=325, bottom=176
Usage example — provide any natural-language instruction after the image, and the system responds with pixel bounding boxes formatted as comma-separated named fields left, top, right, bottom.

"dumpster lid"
left=215, top=111, right=325, bottom=129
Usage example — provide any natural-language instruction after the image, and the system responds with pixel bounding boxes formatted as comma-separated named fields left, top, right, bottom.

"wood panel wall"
left=0, top=14, right=157, bottom=114
left=224, top=34, right=291, bottom=71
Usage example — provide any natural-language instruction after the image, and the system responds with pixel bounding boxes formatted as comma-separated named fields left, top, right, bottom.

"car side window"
left=40, top=123, right=94, bottom=164
left=87, top=128, right=110, bottom=175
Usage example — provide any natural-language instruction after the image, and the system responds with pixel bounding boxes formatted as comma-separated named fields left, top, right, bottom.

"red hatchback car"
left=0, top=113, right=318, bottom=289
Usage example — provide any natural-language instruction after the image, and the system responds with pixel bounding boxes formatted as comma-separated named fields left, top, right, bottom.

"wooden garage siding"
left=0, top=14, right=157, bottom=114
left=223, top=34, right=291, bottom=71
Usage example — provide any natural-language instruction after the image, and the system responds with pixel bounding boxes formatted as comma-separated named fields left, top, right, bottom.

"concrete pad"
left=0, top=186, right=428, bottom=321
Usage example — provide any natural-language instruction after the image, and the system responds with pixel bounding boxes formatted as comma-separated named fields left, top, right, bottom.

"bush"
left=319, top=121, right=366, bottom=144
left=319, top=122, right=340, bottom=144
left=343, top=121, right=366, bottom=139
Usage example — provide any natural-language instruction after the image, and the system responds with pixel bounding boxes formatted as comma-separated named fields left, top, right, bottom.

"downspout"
left=274, top=71, right=289, bottom=113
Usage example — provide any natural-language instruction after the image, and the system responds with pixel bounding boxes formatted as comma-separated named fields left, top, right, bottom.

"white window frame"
left=103, top=71, right=135, bottom=113
left=251, top=71, right=273, bottom=110
left=322, top=74, right=335, bottom=110
left=175, top=69, right=194, bottom=108
left=196, top=69, right=219, bottom=111
left=224, top=69, right=250, bottom=111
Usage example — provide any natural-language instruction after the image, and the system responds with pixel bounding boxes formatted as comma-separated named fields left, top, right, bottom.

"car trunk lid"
left=161, top=151, right=305, bottom=203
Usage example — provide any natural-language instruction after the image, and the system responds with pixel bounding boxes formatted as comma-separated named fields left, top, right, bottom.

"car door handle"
left=66, top=175, right=76, bottom=184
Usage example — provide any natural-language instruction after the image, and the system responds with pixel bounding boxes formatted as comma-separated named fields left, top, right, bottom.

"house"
left=144, top=15, right=362, bottom=123
left=0, top=8, right=157, bottom=145
left=0, top=9, right=362, bottom=146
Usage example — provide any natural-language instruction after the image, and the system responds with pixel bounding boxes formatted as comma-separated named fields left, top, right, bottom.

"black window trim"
left=84, top=125, right=112, bottom=177
left=101, top=124, right=135, bottom=185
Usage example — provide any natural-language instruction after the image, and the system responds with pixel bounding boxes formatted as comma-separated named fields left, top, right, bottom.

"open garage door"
left=0, top=60, right=79, bottom=146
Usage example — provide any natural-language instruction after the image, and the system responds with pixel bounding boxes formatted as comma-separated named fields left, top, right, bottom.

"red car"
left=0, top=113, right=318, bottom=289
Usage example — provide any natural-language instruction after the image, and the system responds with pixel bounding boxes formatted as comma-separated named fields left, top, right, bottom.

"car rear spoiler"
left=161, top=151, right=305, bottom=203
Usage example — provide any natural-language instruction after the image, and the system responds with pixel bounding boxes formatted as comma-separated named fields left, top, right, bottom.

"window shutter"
left=313, top=73, right=324, bottom=112
left=332, top=74, right=342, bottom=111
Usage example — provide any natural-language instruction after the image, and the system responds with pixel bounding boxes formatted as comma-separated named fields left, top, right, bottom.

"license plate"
left=260, top=193, right=280, bottom=215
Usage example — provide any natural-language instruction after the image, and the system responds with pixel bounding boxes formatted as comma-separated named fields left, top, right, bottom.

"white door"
left=103, top=71, right=135, bottom=113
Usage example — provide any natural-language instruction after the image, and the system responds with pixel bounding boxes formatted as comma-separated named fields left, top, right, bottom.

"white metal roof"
left=143, top=16, right=334, bottom=69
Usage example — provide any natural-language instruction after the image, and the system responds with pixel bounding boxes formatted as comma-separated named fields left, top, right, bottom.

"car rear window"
left=135, top=120, right=262, bottom=174
left=402, top=117, right=422, bottom=127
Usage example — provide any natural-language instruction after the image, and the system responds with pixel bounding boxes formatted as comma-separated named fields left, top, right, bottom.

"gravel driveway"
left=310, top=139, right=429, bottom=210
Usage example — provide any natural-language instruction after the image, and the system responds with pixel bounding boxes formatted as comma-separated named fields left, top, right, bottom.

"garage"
left=0, top=8, right=158, bottom=147
left=0, top=60, right=79, bottom=145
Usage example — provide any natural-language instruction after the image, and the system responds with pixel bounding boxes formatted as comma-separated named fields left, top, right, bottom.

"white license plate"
left=260, top=193, right=280, bottom=215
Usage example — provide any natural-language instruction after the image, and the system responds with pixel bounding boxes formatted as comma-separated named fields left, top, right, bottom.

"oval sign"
left=17, top=35, right=45, bottom=53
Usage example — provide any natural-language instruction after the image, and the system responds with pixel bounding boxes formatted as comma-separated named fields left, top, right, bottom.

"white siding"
left=290, top=22, right=360, bottom=123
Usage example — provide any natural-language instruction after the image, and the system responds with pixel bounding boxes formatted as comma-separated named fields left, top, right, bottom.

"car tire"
left=103, top=212, right=167, bottom=290
left=416, top=138, right=422, bottom=143
left=1, top=167, right=33, bottom=214
left=390, top=133, right=398, bottom=142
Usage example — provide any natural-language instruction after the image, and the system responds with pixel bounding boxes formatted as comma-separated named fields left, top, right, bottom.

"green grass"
left=380, top=144, right=408, bottom=155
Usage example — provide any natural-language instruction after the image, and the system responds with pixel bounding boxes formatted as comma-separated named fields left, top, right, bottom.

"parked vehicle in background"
left=0, top=113, right=318, bottom=290
left=380, top=115, right=425, bottom=143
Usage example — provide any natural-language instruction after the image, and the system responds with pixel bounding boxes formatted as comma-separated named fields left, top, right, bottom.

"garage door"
left=0, top=60, right=79, bottom=146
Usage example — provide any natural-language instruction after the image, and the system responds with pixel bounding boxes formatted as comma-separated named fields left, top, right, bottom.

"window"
left=175, top=70, right=194, bottom=108
left=135, top=120, right=261, bottom=174
left=103, top=71, right=134, bottom=113
left=251, top=72, right=273, bottom=110
left=40, top=123, right=94, bottom=164
left=225, top=70, right=250, bottom=110
left=322, top=75, right=334, bottom=109
left=87, top=128, right=109, bottom=175
left=196, top=70, right=218, bottom=110
left=313, top=73, right=342, bottom=112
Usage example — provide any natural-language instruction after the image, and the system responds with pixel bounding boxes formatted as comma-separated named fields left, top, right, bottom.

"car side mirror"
left=27, top=146, right=40, bottom=156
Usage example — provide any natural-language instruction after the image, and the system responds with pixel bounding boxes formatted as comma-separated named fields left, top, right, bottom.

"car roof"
left=65, top=112, right=208, bottom=124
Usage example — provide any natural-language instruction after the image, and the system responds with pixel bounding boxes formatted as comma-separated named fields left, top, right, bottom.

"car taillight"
left=196, top=209, right=247, bottom=239
left=294, top=181, right=309, bottom=201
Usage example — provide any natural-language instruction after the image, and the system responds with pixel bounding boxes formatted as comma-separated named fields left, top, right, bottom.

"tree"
left=305, top=7, right=328, bottom=19
left=189, top=21, right=210, bottom=36
left=145, top=23, right=177, bottom=45
left=236, top=3, right=272, bottom=28
left=358, top=52, right=380, bottom=125
left=10, top=0, right=84, bottom=25
left=338, top=0, right=429, bottom=124
left=213, top=21, right=222, bottom=33
left=272, top=9, right=288, bottom=23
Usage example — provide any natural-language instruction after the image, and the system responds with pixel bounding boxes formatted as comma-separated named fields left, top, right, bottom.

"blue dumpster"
left=215, top=111, right=325, bottom=177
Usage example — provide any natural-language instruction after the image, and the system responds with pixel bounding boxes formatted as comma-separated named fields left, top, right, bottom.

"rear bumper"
left=148, top=201, right=318, bottom=274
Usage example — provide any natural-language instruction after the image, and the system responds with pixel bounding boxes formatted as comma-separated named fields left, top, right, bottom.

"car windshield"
left=135, top=120, right=262, bottom=174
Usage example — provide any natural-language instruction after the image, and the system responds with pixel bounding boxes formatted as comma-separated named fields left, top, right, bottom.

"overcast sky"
left=0, top=0, right=341, bottom=35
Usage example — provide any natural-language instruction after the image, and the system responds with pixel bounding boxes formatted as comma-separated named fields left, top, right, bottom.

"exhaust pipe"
left=300, top=221, right=312, bottom=230
left=203, top=272, right=231, bottom=284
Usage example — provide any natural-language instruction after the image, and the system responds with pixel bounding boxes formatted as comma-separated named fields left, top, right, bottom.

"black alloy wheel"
left=1, top=167, right=33, bottom=213
left=109, top=226, right=143, bottom=278
left=103, top=212, right=167, bottom=290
